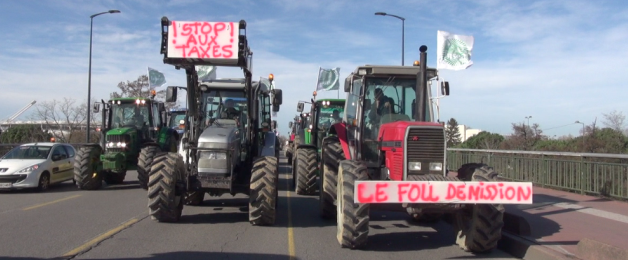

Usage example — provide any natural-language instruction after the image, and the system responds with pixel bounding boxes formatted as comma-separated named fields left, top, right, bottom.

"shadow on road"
left=4, top=251, right=290, bottom=260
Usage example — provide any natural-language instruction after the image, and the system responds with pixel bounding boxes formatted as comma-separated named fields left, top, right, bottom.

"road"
left=0, top=156, right=517, bottom=260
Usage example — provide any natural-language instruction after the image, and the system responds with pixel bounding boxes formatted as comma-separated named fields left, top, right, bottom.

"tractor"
left=292, top=93, right=345, bottom=195
left=290, top=108, right=312, bottom=191
left=74, top=90, right=179, bottom=190
left=167, top=108, right=187, bottom=136
left=285, top=115, right=299, bottom=165
left=319, top=46, right=533, bottom=252
left=148, top=17, right=283, bottom=225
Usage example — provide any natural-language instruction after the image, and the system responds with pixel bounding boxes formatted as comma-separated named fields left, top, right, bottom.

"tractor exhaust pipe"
left=415, top=45, right=428, bottom=122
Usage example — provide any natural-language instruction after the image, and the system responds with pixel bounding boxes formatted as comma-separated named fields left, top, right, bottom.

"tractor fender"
left=329, top=122, right=351, bottom=160
left=259, top=132, right=278, bottom=157
left=296, top=144, right=317, bottom=150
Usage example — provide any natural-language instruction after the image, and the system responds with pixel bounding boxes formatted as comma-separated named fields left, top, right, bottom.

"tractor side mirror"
left=166, top=86, right=177, bottom=102
left=289, top=122, right=293, bottom=128
left=93, top=102, right=101, bottom=113
left=344, top=77, right=351, bottom=92
left=272, top=89, right=283, bottom=106
left=297, top=102, right=304, bottom=113
left=441, top=81, right=450, bottom=96
left=272, top=105, right=280, bottom=112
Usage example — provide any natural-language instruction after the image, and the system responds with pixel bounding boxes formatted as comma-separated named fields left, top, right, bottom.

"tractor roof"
left=352, top=65, right=438, bottom=79
left=316, top=99, right=345, bottom=103
left=110, top=97, right=153, bottom=102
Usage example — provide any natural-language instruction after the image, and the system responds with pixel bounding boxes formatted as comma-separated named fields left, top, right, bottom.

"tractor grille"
left=106, top=134, right=131, bottom=152
left=406, top=127, right=445, bottom=175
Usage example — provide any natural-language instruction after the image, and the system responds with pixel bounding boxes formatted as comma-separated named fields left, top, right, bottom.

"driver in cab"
left=221, top=99, right=240, bottom=120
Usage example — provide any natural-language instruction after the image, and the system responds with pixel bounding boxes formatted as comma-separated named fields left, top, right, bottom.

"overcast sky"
left=1, top=0, right=627, bottom=137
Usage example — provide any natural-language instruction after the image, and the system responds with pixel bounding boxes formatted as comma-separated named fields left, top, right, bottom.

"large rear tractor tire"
left=454, top=164, right=505, bottom=253
left=295, top=148, right=317, bottom=195
left=74, top=145, right=103, bottom=190
left=337, top=160, right=369, bottom=249
left=104, top=170, right=126, bottom=185
left=249, top=156, right=278, bottom=226
left=138, top=146, right=159, bottom=190
left=148, top=152, right=184, bottom=223
left=319, top=136, right=343, bottom=219
left=184, top=191, right=205, bottom=206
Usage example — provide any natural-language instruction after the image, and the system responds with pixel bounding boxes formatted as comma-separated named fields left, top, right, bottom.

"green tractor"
left=74, top=93, right=179, bottom=190
left=291, top=94, right=345, bottom=195
left=285, top=115, right=299, bottom=165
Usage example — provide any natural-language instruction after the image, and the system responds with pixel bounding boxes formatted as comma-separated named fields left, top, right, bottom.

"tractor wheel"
left=249, top=156, right=278, bottom=226
left=291, top=148, right=298, bottom=190
left=295, top=148, right=317, bottom=195
left=184, top=191, right=205, bottom=206
left=336, top=160, right=369, bottom=249
left=104, top=170, right=126, bottom=185
left=454, top=164, right=505, bottom=253
left=148, top=152, right=184, bottom=223
left=138, top=146, right=159, bottom=190
left=74, top=145, right=103, bottom=190
left=319, top=136, right=343, bottom=219
left=286, top=150, right=292, bottom=165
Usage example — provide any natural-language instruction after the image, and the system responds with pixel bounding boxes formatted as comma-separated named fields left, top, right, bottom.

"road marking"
left=286, top=170, right=296, bottom=259
left=552, top=202, right=628, bottom=224
left=22, top=194, right=82, bottom=211
left=62, top=218, right=140, bottom=258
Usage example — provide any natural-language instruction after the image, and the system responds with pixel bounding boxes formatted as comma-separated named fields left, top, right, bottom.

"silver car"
left=0, top=142, right=76, bottom=191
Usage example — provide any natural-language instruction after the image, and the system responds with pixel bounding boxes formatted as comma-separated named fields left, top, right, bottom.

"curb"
left=577, top=238, right=628, bottom=260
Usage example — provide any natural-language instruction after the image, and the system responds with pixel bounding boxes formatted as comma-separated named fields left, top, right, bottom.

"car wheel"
left=38, top=173, right=50, bottom=192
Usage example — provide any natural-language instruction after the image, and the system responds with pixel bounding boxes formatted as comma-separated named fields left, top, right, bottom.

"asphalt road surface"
left=0, top=155, right=517, bottom=260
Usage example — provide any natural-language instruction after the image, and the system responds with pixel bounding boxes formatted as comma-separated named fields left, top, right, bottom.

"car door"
left=50, top=145, right=71, bottom=183
left=62, top=145, right=76, bottom=181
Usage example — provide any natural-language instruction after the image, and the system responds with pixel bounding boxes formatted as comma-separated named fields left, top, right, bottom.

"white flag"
left=436, top=30, right=474, bottom=70
left=196, top=65, right=217, bottom=81
left=148, top=67, right=167, bottom=88
left=316, top=67, right=340, bottom=91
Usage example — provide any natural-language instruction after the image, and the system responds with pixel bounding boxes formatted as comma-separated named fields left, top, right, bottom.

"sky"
left=1, top=0, right=627, bottom=138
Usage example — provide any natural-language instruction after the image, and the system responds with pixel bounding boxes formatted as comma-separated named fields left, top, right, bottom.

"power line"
left=541, top=123, right=578, bottom=131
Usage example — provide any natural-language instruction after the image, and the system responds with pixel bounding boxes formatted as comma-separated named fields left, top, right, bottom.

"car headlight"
left=200, top=151, right=227, bottom=160
left=429, top=162, right=443, bottom=171
left=18, top=164, right=39, bottom=173
left=408, top=162, right=421, bottom=171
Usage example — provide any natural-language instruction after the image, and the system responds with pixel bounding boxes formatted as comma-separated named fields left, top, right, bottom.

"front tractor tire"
left=295, top=148, right=317, bottom=195
left=148, top=152, right=184, bottom=223
left=249, top=156, right=278, bottom=226
left=454, top=164, right=505, bottom=253
left=74, top=145, right=103, bottom=190
left=337, top=160, right=369, bottom=249
left=138, top=146, right=159, bottom=190
left=319, top=136, right=344, bottom=219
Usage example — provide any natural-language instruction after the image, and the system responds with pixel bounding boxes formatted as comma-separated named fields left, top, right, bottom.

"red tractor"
left=319, top=45, right=533, bottom=252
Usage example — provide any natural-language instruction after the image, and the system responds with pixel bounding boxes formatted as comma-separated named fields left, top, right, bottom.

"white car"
left=0, top=142, right=76, bottom=191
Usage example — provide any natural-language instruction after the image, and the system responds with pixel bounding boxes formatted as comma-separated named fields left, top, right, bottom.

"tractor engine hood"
left=197, top=119, right=240, bottom=149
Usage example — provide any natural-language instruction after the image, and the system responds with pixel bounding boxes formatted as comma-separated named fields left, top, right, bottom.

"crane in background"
left=1, top=100, right=37, bottom=131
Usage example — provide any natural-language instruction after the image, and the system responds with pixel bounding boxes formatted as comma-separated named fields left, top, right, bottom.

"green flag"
left=148, top=67, right=166, bottom=88
left=316, top=67, right=340, bottom=91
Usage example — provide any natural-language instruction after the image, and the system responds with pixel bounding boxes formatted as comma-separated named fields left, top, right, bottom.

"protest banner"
left=166, top=21, right=239, bottom=60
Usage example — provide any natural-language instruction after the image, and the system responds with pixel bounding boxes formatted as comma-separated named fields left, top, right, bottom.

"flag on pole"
left=196, top=65, right=217, bottom=81
left=436, top=30, right=474, bottom=70
left=147, top=67, right=167, bottom=88
left=316, top=67, right=340, bottom=91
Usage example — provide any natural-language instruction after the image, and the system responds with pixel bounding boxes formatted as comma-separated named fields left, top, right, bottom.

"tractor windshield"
left=111, top=101, right=150, bottom=129
left=169, top=113, right=186, bottom=128
left=316, top=104, right=344, bottom=130
left=202, top=90, right=247, bottom=128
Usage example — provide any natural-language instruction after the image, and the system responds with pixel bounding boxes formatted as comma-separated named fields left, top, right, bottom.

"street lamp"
left=575, top=120, right=585, bottom=151
left=375, top=12, right=405, bottom=66
left=525, top=116, right=532, bottom=127
left=87, top=9, right=121, bottom=143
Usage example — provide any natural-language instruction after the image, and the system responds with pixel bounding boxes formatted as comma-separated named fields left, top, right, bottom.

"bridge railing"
left=447, top=148, right=628, bottom=200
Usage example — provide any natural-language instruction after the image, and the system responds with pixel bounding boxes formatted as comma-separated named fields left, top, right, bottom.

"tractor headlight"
left=106, top=142, right=127, bottom=148
left=408, top=162, right=421, bottom=171
left=429, top=162, right=443, bottom=171
left=200, top=151, right=227, bottom=160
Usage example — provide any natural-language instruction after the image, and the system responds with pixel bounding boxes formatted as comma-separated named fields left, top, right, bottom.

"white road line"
left=552, top=202, right=628, bottom=224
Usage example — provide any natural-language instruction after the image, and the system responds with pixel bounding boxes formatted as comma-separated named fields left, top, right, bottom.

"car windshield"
left=2, top=146, right=51, bottom=160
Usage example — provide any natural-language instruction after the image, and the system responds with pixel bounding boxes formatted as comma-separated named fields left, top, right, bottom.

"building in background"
left=448, top=124, right=482, bottom=142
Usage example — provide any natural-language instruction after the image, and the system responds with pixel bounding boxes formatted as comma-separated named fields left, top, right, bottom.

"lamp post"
left=575, top=120, right=585, bottom=151
left=375, top=12, right=405, bottom=66
left=525, top=116, right=532, bottom=128
left=87, top=9, right=121, bottom=143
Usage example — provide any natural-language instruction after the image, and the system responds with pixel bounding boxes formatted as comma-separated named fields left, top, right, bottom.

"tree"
left=459, top=131, right=504, bottom=150
left=501, top=122, right=543, bottom=151
left=602, top=110, right=625, bottom=132
left=111, top=74, right=178, bottom=109
left=445, top=118, right=462, bottom=147
left=0, top=125, right=52, bottom=144
left=31, top=97, right=99, bottom=143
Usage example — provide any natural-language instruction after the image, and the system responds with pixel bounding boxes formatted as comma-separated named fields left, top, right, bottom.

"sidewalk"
left=503, top=186, right=628, bottom=259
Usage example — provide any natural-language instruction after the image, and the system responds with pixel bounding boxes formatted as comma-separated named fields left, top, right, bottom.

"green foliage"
left=0, top=125, right=52, bottom=144
left=458, top=131, right=504, bottom=149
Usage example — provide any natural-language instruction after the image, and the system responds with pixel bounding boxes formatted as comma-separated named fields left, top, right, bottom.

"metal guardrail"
left=447, top=148, right=628, bottom=200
